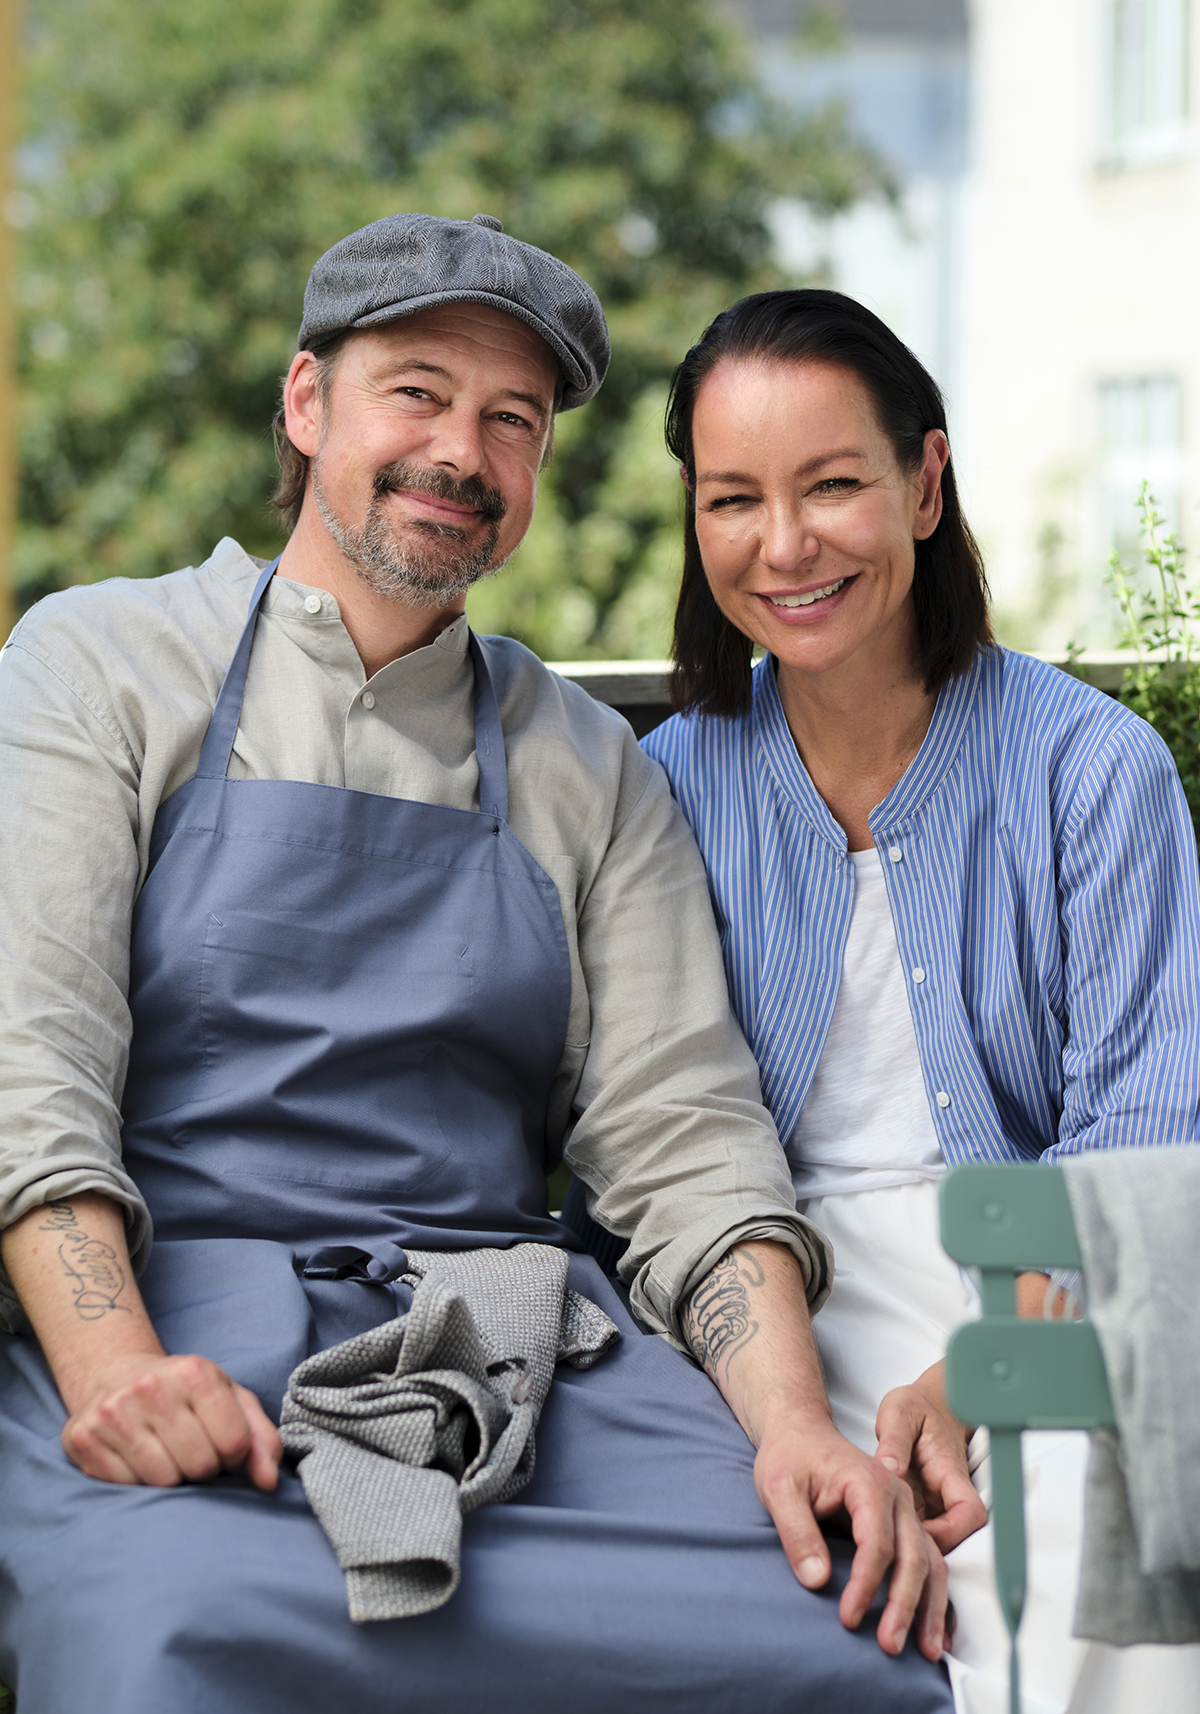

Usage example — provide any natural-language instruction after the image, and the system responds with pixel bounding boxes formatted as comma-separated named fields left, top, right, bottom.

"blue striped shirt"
left=642, top=648, right=1200, bottom=1164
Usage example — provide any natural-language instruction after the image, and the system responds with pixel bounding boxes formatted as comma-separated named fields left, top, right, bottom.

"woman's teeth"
left=768, top=579, right=846, bottom=608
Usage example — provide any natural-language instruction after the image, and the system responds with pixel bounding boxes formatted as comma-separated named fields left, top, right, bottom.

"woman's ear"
left=679, top=465, right=692, bottom=489
left=913, top=430, right=949, bottom=541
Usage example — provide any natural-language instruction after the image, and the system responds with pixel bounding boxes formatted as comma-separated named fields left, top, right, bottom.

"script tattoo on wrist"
left=37, top=1201, right=130, bottom=1321
left=684, top=1246, right=764, bottom=1378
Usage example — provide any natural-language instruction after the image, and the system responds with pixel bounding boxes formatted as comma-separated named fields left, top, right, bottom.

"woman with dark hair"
left=641, top=290, right=1200, bottom=1711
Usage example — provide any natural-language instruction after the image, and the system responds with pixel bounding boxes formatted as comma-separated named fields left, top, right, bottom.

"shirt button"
left=303, top=594, right=322, bottom=615
left=888, top=846, right=903, bottom=863
left=936, top=1090, right=951, bottom=1108
left=912, top=966, right=927, bottom=984
left=361, top=691, right=376, bottom=710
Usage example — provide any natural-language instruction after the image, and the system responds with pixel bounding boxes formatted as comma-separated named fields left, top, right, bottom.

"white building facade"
left=958, top=0, right=1199, bottom=648
left=727, top=0, right=971, bottom=418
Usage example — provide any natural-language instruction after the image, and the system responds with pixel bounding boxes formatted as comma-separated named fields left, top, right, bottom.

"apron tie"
left=299, top=1243, right=412, bottom=1285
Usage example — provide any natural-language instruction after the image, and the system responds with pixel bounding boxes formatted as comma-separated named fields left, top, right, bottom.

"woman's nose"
left=760, top=506, right=820, bottom=574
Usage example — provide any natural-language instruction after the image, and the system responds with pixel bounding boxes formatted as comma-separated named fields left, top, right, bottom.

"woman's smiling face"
left=690, top=357, right=947, bottom=686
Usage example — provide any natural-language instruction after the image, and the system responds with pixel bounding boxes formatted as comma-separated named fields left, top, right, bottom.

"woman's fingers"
left=874, top=1386, right=922, bottom=1477
left=875, top=1372, right=988, bottom=1552
left=921, top=1460, right=988, bottom=1552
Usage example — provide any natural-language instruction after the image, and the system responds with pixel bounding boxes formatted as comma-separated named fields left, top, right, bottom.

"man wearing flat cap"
left=0, top=215, right=951, bottom=1713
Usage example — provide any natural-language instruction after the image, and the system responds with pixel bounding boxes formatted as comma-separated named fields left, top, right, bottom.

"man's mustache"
left=372, top=462, right=506, bottom=524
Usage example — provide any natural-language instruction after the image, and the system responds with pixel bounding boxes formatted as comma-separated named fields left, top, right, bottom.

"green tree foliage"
left=1104, top=487, right=1200, bottom=845
left=15, top=0, right=888, bottom=656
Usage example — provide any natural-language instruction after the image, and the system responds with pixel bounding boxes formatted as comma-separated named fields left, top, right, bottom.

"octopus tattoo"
left=684, top=1247, right=764, bottom=1377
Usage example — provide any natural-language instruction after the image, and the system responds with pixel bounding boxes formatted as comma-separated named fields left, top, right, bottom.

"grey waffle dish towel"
left=1062, top=1150, right=1200, bottom=1646
left=280, top=1244, right=620, bottom=1622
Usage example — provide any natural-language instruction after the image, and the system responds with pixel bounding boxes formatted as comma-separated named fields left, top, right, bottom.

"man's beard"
left=313, top=458, right=508, bottom=608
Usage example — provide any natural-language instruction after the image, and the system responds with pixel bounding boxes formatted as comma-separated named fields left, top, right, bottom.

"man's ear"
left=283, top=352, right=323, bottom=459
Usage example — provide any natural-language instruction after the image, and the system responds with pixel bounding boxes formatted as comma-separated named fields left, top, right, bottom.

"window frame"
left=1101, top=0, right=1191, bottom=168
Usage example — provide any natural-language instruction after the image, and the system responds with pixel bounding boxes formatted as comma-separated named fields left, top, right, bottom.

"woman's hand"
left=754, top=1415, right=949, bottom=1661
left=61, top=1351, right=282, bottom=1491
left=874, top=1360, right=987, bottom=1554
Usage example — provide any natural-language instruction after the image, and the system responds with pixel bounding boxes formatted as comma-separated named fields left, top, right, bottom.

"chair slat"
left=939, top=1162, right=1082, bottom=1270
left=946, top=1318, right=1116, bottom=1429
left=939, top=1161, right=1116, bottom=1714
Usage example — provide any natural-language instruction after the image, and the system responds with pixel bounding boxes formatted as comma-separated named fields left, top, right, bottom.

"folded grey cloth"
left=1063, top=1150, right=1200, bottom=1646
left=280, top=1244, right=620, bottom=1622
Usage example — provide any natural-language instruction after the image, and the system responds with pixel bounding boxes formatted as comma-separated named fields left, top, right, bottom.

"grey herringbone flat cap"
left=298, top=212, right=609, bottom=410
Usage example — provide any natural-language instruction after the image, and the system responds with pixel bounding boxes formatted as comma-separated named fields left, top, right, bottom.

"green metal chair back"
left=939, top=1163, right=1116, bottom=1714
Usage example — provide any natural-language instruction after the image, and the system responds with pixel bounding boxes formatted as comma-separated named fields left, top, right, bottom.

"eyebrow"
left=379, top=359, right=551, bottom=421
left=696, top=448, right=868, bottom=483
left=504, top=389, right=552, bottom=419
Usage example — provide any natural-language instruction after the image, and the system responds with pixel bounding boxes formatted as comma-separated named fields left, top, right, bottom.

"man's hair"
left=664, top=289, right=993, bottom=718
left=270, top=329, right=558, bottom=537
left=270, top=332, right=351, bottom=536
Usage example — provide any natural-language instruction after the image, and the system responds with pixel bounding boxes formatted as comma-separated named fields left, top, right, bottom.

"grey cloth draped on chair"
left=1063, top=1151, right=1200, bottom=1646
left=280, top=1243, right=621, bottom=1621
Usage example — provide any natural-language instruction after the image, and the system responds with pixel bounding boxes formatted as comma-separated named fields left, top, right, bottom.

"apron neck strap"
left=196, top=561, right=511, bottom=826
left=468, top=632, right=509, bottom=824
left=195, top=558, right=279, bottom=778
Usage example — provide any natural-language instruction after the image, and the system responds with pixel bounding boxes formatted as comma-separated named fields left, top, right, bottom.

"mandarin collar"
left=260, top=567, right=471, bottom=699
left=752, top=649, right=989, bottom=851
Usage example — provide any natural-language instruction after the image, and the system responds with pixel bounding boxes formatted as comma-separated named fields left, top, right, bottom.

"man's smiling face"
left=303, top=302, right=558, bottom=607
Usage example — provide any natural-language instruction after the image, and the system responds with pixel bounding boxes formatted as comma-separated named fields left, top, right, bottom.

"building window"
left=1106, top=0, right=1190, bottom=163
left=1099, top=375, right=1183, bottom=564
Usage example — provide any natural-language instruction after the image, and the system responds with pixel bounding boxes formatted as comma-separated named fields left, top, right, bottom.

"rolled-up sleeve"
left=563, top=753, right=832, bottom=1350
left=0, top=636, right=153, bottom=1319
left=0, top=598, right=831, bottom=1347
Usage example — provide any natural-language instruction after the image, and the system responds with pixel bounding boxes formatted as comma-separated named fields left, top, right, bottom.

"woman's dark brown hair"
left=665, top=288, right=992, bottom=717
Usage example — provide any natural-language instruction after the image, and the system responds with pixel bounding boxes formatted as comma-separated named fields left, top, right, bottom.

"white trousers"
left=804, top=1183, right=1200, bottom=1714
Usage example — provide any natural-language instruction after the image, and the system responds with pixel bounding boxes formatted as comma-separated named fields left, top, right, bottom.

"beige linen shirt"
left=0, top=538, right=829, bottom=1345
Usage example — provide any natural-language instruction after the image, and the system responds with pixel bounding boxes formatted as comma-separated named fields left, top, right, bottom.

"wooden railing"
left=548, top=653, right=1134, bottom=735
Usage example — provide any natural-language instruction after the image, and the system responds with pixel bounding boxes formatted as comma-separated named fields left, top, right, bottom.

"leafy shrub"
left=1105, top=486, right=1200, bottom=846
left=16, top=0, right=890, bottom=659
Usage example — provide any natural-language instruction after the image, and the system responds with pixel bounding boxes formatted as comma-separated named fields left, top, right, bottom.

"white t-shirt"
left=786, top=846, right=944, bottom=1201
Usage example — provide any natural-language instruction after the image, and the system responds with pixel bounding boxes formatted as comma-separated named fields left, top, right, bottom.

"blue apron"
left=0, top=565, right=953, bottom=1714
left=118, top=560, right=574, bottom=1383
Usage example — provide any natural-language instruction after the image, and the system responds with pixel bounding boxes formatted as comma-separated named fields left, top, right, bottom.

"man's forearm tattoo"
left=37, top=1201, right=130, bottom=1320
left=684, top=1246, right=765, bottom=1378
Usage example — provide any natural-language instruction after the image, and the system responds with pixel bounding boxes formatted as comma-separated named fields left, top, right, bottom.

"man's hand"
left=754, top=1415, right=949, bottom=1660
left=874, top=1361, right=987, bottom=1554
left=2, top=1192, right=282, bottom=1492
left=62, top=1351, right=282, bottom=1491
left=684, top=1241, right=949, bottom=1661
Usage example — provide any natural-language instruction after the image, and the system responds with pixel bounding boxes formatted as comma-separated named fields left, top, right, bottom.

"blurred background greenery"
left=12, top=0, right=889, bottom=658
